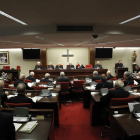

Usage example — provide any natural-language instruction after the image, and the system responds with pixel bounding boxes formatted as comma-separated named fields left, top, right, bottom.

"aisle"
left=54, top=102, right=109, bottom=140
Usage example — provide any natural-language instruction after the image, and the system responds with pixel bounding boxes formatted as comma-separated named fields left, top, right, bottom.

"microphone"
left=4, top=102, right=14, bottom=116
left=14, top=77, right=18, bottom=81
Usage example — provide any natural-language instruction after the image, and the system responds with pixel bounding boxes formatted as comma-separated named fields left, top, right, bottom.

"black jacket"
left=94, top=64, right=103, bottom=69
left=0, top=90, right=8, bottom=106
left=107, top=75, right=114, bottom=80
left=27, top=75, right=36, bottom=82
left=115, top=63, right=124, bottom=68
left=95, top=81, right=113, bottom=90
left=40, top=78, right=52, bottom=82
left=76, top=65, right=85, bottom=69
left=100, top=87, right=130, bottom=103
left=46, top=65, right=54, bottom=69
left=14, top=79, right=34, bottom=90
left=57, top=75, right=70, bottom=82
left=8, top=94, right=35, bottom=107
left=55, top=66, right=63, bottom=69
left=67, top=65, right=75, bottom=69
left=0, top=112, right=16, bottom=140
left=123, top=78, right=134, bottom=86
left=92, top=75, right=101, bottom=81
left=34, top=65, right=43, bottom=70
left=136, top=68, right=140, bottom=73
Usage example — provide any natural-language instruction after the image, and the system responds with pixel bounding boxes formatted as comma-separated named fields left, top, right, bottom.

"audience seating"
left=3, top=66, right=10, bottom=70
left=85, top=65, right=93, bottom=69
left=6, top=103, right=32, bottom=108
left=4, top=83, right=9, bottom=88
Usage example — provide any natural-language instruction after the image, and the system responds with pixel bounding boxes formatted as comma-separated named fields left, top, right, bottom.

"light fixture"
left=0, top=10, right=27, bottom=25
left=119, top=15, right=140, bottom=24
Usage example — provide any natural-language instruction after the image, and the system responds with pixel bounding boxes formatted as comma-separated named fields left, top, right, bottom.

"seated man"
left=115, top=60, right=124, bottom=68
left=94, top=61, right=103, bottom=69
left=8, top=83, right=35, bottom=107
left=34, top=61, right=43, bottom=70
left=100, top=80, right=129, bottom=104
left=92, top=71, right=101, bottom=81
left=0, top=80, right=8, bottom=106
left=55, top=62, right=63, bottom=69
left=95, top=74, right=113, bottom=90
left=40, top=73, right=52, bottom=82
left=76, top=62, right=85, bottom=69
left=27, top=71, right=36, bottom=82
left=135, top=64, right=140, bottom=73
left=14, top=74, right=34, bottom=90
left=46, top=62, right=54, bottom=70
left=123, top=71, right=134, bottom=86
left=106, top=71, right=114, bottom=80
left=57, top=72, right=70, bottom=82
left=67, top=62, right=75, bottom=69
left=0, top=106, right=16, bottom=140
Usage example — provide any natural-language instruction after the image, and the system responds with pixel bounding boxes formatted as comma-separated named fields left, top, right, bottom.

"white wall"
left=47, top=47, right=89, bottom=69
left=95, top=47, right=140, bottom=76
left=0, top=49, right=40, bottom=76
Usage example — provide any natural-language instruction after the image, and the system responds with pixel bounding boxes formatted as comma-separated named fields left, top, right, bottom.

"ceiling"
left=1, top=0, right=140, bottom=48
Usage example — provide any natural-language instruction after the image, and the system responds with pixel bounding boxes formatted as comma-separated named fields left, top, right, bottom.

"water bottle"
left=49, top=91, right=52, bottom=98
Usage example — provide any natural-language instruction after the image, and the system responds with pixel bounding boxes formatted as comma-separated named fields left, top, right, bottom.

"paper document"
left=91, top=92, right=99, bottom=95
left=86, top=86, right=91, bottom=90
left=14, top=123, right=22, bottom=131
left=52, top=93, right=58, bottom=97
left=8, top=95, right=17, bottom=98
left=136, top=113, right=140, bottom=117
left=13, top=117, right=28, bottom=122
left=32, top=96, right=43, bottom=102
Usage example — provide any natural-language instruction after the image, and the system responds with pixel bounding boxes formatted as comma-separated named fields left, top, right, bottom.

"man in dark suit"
left=95, top=74, right=113, bottom=90
left=57, top=72, right=70, bottom=82
left=55, top=62, right=63, bottom=69
left=27, top=71, right=36, bottom=82
left=0, top=80, right=8, bottom=106
left=94, top=61, right=103, bottom=69
left=92, top=71, right=101, bottom=81
left=67, top=62, right=75, bottom=69
left=76, top=62, right=85, bottom=69
left=115, top=60, right=124, bottom=68
left=135, top=64, right=140, bottom=73
left=8, top=83, right=35, bottom=107
left=40, top=73, right=52, bottom=82
left=46, top=62, right=54, bottom=69
left=14, top=74, right=34, bottom=90
left=34, top=61, right=43, bottom=70
left=123, top=71, right=134, bottom=86
left=100, top=80, right=129, bottom=103
left=106, top=71, right=114, bottom=80
left=0, top=109, right=16, bottom=140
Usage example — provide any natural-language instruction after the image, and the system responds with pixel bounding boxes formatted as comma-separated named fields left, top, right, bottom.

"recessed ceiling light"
left=119, top=15, right=140, bottom=24
left=0, top=10, right=27, bottom=25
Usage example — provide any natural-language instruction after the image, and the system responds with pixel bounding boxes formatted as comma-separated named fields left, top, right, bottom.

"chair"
left=4, top=83, right=9, bottom=88
left=3, top=66, right=10, bottom=70
left=57, top=82, right=70, bottom=107
left=72, top=80, right=85, bottom=101
left=85, top=65, right=93, bottom=69
left=17, top=66, right=20, bottom=70
left=34, top=86, right=40, bottom=90
left=25, top=78, right=32, bottom=83
left=6, top=103, right=32, bottom=108
left=110, top=77, right=117, bottom=81
left=10, top=87, right=16, bottom=89
left=95, top=80, right=102, bottom=83
left=126, top=84, right=136, bottom=87
left=101, top=97, right=134, bottom=138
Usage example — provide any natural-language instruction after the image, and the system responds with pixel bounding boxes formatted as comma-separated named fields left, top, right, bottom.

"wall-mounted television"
left=95, top=48, right=113, bottom=58
left=23, top=49, right=41, bottom=59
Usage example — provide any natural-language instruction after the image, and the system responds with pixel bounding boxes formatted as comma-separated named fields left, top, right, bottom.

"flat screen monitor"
left=95, top=48, right=113, bottom=58
left=23, top=49, right=40, bottom=59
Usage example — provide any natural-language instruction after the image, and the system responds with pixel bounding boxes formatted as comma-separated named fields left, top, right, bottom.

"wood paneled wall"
left=89, top=47, right=95, bottom=67
left=41, top=48, right=47, bottom=69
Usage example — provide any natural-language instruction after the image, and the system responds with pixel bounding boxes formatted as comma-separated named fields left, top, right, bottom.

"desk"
left=29, top=69, right=108, bottom=79
left=110, top=114, right=140, bottom=140
left=3, top=108, right=54, bottom=140
left=2, top=70, right=20, bottom=81
left=116, top=68, right=128, bottom=78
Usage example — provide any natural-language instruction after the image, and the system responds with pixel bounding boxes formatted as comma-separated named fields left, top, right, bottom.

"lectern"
left=116, top=68, right=128, bottom=78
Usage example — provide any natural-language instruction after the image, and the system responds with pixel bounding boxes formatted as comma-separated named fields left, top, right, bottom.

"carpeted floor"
left=54, top=102, right=109, bottom=140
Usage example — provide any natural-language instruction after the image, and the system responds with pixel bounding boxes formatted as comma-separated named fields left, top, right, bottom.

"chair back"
left=7, top=103, right=31, bottom=108
left=126, top=84, right=136, bottom=87
left=85, top=65, right=93, bottom=69
left=17, top=66, right=20, bottom=70
left=34, top=86, right=40, bottom=90
left=110, top=97, right=134, bottom=106
left=25, top=78, right=32, bottom=83
left=110, top=77, right=117, bottom=81
left=57, top=82, right=69, bottom=90
left=73, top=80, right=85, bottom=88
left=95, top=80, right=102, bottom=83
left=3, top=66, right=10, bottom=70
left=4, top=83, right=9, bottom=88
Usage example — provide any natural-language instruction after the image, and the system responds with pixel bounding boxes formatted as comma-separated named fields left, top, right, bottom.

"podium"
left=116, top=68, right=128, bottom=78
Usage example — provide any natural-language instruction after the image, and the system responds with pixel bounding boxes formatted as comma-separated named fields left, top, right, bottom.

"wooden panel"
left=41, top=48, right=46, bottom=69
left=89, top=48, right=95, bottom=66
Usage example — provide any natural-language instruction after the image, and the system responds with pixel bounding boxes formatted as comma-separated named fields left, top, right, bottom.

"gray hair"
left=60, top=72, right=65, bottom=76
left=45, top=73, right=50, bottom=78
left=93, top=71, right=98, bottom=75
left=124, top=71, right=131, bottom=78
left=30, top=71, right=34, bottom=76
left=100, top=74, right=107, bottom=81
left=19, top=74, right=25, bottom=81
left=107, top=71, right=111, bottom=75
left=37, top=61, right=40, bottom=64
left=115, top=80, right=124, bottom=88
left=17, top=83, right=26, bottom=94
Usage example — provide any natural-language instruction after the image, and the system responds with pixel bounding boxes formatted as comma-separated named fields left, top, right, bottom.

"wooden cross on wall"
left=62, top=49, right=74, bottom=62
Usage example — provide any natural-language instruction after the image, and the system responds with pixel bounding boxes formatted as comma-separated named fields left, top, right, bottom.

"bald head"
left=100, top=74, right=107, bottom=82
left=17, top=83, right=26, bottom=94
left=0, top=80, right=4, bottom=90
left=115, top=80, right=124, bottom=88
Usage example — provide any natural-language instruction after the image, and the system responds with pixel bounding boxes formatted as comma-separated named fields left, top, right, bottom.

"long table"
left=29, top=69, right=108, bottom=79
